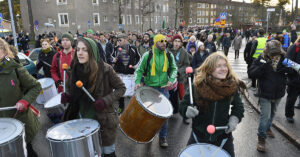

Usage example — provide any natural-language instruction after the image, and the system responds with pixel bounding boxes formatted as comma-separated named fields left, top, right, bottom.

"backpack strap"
left=143, top=50, right=172, bottom=76
left=56, top=52, right=61, bottom=79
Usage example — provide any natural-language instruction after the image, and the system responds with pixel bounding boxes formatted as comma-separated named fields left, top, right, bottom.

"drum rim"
left=0, top=118, right=24, bottom=145
left=135, top=86, right=173, bottom=118
left=44, top=93, right=62, bottom=109
left=178, top=143, right=231, bottom=157
left=118, top=124, right=155, bottom=144
left=46, top=119, right=100, bottom=141
left=47, top=127, right=99, bottom=142
left=38, top=77, right=55, bottom=89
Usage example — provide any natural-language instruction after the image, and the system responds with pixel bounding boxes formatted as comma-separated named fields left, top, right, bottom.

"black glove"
left=56, top=80, right=63, bottom=87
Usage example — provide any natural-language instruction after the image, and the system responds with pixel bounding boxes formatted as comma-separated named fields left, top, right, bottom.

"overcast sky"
left=233, top=0, right=299, bottom=11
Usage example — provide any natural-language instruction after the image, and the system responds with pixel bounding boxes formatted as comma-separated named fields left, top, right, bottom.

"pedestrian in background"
left=282, top=29, right=290, bottom=52
left=222, top=33, right=231, bottom=56
left=232, top=33, right=242, bottom=59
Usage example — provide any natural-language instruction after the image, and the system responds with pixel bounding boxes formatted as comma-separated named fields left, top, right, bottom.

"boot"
left=26, top=143, right=38, bottom=157
left=257, top=136, right=266, bottom=152
left=104, top=151, right=117, bottom=157
left=266, top=129, right=275, bottom=138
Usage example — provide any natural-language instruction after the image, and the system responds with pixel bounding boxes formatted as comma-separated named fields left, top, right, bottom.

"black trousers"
left=169, top=88, right=179, bottom=114
left=285, top=85, right=300, bottom=118
left=27, top=143, right=38, bottom=157
left=224, top=47, right=229, bottom=56
left=234, top=50, right=239, bottom=58
left=119, top=97, right=125, bottom=109
left=187, top=132, right=235, bottom=157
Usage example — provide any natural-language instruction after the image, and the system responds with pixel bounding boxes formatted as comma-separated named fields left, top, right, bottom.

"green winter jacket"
left=0, top=58, right=42, bottom=143
left=179, top=85, right=244, bottom=142
left=135, top=48, right=178, bottom=87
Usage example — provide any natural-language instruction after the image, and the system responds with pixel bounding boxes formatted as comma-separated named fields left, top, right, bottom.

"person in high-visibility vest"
left=248, top=28, right=267, bottom=90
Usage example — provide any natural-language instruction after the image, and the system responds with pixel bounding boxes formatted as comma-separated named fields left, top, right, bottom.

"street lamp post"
left=8, top=0, right=18, bottom=50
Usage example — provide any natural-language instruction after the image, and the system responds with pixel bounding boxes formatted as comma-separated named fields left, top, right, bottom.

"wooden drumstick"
left=0, top=106, right=16, bottom=111
left=186, top=67, right=194, bottom=105
left=76, top=81, right=95, bottom=102
left=62, top=63, right=68, bottom=93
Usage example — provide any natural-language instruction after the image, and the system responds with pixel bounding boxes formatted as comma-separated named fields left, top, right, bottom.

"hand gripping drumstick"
left=186, top=67, right=194, bottom=105
left=76, top=81, right=95, bottom=102
left=62, top=64, right=68, bottom=93
left=207, top=125, right=228, bottom=134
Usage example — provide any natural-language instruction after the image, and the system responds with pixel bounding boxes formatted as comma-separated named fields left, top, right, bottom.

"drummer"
left=61, top=37, right=126, bottom=157
left=36, top=38, right=56, bottom=78
left=0, top=38, right=42, bottom=157
left=179, top=52, right=245, bottom=157
left=50, top=32, right=75, bottom=93
left=134, top=34, right=178, bottom=148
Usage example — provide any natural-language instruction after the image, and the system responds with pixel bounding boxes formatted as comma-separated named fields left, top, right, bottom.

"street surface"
left=31, top=39, right=300, bottom=157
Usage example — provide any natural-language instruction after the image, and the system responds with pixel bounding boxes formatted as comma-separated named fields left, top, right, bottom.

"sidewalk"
left=242, top=88, right=300, bottom=149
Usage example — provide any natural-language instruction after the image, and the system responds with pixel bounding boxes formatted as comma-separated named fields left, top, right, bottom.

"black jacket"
left=248, top=55, right=290, bottom=99
left=286, top=44, right=300, bottom=87
left=192, top=50, right=209, bottom=70
left=244, top=40, right=253, bottom=64
left=36, top=48, right=56, bottom=78
left=291, top=30, right=297, bottom=44
left=99, top=41, right=114, bottom=65
left=112, top=45, right=140, bottom=74
left=204, top=40, right=216, bottom=53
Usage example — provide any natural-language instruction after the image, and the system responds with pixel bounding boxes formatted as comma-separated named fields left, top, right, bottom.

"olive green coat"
left=0, top=58, right=42, bottom=143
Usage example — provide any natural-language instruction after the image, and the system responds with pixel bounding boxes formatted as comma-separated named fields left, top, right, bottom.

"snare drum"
left=44, top=93, right=66, bottom=124
left=120, top=86, right=173, bottom=143
left=179, top=143, right=231, bottom=157
left=118, top=74, right=135, bottom=97
left=36, top=78, right=58, bottom=104
left=0, top=118, right=26, bottom=157
left=46, top=119, right=101, bottom=157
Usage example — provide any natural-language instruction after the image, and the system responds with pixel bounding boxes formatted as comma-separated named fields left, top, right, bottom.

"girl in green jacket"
left=180, top=52, right=245, bottom=157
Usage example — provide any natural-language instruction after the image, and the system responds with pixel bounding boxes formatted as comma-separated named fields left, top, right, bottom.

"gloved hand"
left=225, top=115, right=239, bottom=134
left=61, top=93, right=70, bottom=104
left=94, top=99, right=106, bottom=113
left=56, top=80, right=63, bottom=87
left=16, top=99, right=29, bottom=112
left=186, top=106, right=199, bottom=118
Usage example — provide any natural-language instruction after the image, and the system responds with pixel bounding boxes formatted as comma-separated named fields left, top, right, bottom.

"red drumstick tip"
left=207, top=125, right=216, bottom=134
left=186, top=67, right=193, bottom=74
left=76, top=81, right=83, bottom=88
left=118, top=47, right=122, bottom=51
left=129, top=65, right=133, bottom=68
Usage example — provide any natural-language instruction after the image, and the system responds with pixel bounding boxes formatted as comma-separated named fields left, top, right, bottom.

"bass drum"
left=120, top=86, right=173, bottom=143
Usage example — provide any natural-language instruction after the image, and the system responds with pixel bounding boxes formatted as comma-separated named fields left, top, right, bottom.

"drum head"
left=38, top=78, right=54, bottom=89
left=179, top=143, right=231, bottom=157
left=0, top=118, right=23, bottom=145
left=45, top=93, right=62, bottom=108
left=46, top=119, right=100, bottom=141
left=136, top=86, right=173, bottom=118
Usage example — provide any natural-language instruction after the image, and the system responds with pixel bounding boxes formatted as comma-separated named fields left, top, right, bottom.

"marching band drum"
left=46, top=119, right=101, bottom=157
left=119, top=86, right=173, bottom=143
left=44, top=93, right=66, bottom=123
left=36, top=78, right=58, bottom=104
left=178, top=143, right=231, bottom=157
left=118, top=74, right=135, bottom=97
left=0, top=118, right=26, bottom=157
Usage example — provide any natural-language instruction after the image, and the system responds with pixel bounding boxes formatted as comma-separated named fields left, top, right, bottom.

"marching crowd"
left=0, top=25, right=299, bottom=157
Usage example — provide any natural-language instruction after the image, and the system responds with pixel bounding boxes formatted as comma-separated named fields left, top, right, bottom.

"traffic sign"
left=221, top=20, right=226, bottom=25
left=118, top=24, right=123, bottom=30
left=0, top=13, right=3, bottom=24
left=215, top=22, right=220, bottom=26
left=88, top=20, right=91, bottom=28
left=267, top=8, right=275, bottom=12
left=215, top=18, right=220, bottom=22
left=34, top=20, right=39, bottom=25
left=35, top=25, right=38, bottom=31
left=220, top=12, right=227, bottom=20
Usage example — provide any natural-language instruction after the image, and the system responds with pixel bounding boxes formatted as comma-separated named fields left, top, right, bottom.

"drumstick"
left=207, top=125, right=228, bottom=134
left=76, top=81, right=95, bottom=102
left=0, top=106, right=16, bottom=111
left=62, top=63, right=68, bottom=93
left=186, top=67, right=194, bottom=105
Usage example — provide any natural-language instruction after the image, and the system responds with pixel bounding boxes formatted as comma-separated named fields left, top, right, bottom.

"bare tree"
left=118, top=0, right=130, bottom=25
left=139, top=0, right=155, bottom=31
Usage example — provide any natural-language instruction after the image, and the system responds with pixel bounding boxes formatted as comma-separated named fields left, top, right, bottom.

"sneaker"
left=266, top=129, right=275, bottom=138
left=159, top=137, right=168, bottom=148
left=257, top=136, right=266, bottom=152
left=286, top=117, right=294, bottom=123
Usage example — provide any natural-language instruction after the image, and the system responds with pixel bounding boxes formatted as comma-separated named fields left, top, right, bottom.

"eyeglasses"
left=117, top=39, right=122, bottom=42
left=159, top=40, right=167, bottom=43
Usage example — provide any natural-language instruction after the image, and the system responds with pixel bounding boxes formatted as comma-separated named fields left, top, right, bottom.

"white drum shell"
left=179, top=143, right=231, bottom=157
left=36, top=78, right=58, bottom=104
left=118, top=74, right=135, bottom=97
left=0, top=118, right=26, bottom=157
left=44, top=93, right=66, bottom=115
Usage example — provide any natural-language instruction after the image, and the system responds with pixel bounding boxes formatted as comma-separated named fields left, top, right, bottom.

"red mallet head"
left=76, top=81, right=83, bottom=88
left=207, top=125, right=216, bottom=134
left=118, top=47, right=122, bottom=51
left=129, top=65, right=133, bottom=68
left=62, top=63, right=68, bottom=70
left=186, top=67, right=193, bottom=74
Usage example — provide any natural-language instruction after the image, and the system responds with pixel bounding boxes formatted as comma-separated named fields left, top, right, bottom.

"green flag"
left=162, top=20, right=165, bottom=29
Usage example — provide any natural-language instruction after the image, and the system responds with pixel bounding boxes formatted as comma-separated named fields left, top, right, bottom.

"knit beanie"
left=264, top=40, right=285, bottom=57
left=83, top=37, right=100, bottom=62
left=62, top=33, right=74, bottom=45
left=87, top=29, right=94, bottom=35
left=172, top=34, right=183, bottom=42
left=151, top=34, right=168, bottom=76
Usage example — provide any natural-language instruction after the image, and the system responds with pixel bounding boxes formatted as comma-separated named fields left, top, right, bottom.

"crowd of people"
left=0, top=24, right=299, bottom=157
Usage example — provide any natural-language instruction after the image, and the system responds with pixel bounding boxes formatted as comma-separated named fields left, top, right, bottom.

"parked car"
left=17, top=52, right=37, bottom=76
left=28, top=48, right=41, bottom=64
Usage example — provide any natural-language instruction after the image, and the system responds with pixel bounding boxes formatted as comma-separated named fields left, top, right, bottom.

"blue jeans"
left=258, top=98, right=281, bottom=138
left=153, top=87, right=169, bottom=138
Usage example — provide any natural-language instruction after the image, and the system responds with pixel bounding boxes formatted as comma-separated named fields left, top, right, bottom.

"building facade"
left=20, top=0, right=176, bottom=35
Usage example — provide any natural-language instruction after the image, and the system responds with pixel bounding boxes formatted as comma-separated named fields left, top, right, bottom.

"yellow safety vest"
left=253, top=37, right=267, bottom=59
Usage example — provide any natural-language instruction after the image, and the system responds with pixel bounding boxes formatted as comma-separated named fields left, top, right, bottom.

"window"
left=205, top=4, right=209, bottom=8
left=166, top=16, right=169, bottom=23
left=180, top=19, right=184, bottom=23
left=93, top=13, right=100, bottom=25
left=58, top=13, right=69, bottom=27
left=48, top=18, right=53, bottom=23
left=127, top=15, right=132, bottom=24
left=211, top=18, right=214, bottom=24
left=189, top=18, right=192, bottom=23
left=206, top=11, right=209, bottom=16
left=127, top=0, right=131, bottom=9
left=112, top=0, right=117, bottom=3
left=103, top=0, right=107, bottom=2
left=121, top=15, right=125, bottom=24
left=92, top=0, right=99, bottom=5
left=135, top=0, right=139, bottom=9
left=197, top=11, right=201, bottom=16
left=197, top=18, right=201, bottom=23
left=158, top=16, right=161, bottom=23
left=103, top=16, right=108, bottom=22
left=57, top=0, right=67, bottom=5
left=155, top=16, right=158, bottom=23
left=166, top=3, right=169, bottom=12
left=202, top=11, right=205, bottom=16
left=197, top=3, right=204, bottom=8
left=163, top=5, right=166, bottom=12
left=135, top=15, right=139, bottom=24
left=205, top=18, right=208, bottom=23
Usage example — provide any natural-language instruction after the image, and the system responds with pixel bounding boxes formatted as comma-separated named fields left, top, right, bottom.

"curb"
left=241, top=91, right=300, bottom=149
